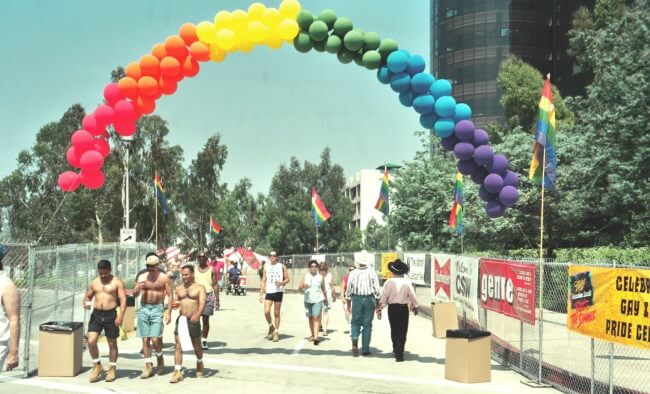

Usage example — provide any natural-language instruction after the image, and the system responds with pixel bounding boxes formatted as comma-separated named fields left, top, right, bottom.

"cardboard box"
left=38, top=322, right=84, bottom=377
left=122, top=306, right=136, bottom=332
left=444, top=329, right=491, bottom=383
left=431, top=302, right=459, bottom=338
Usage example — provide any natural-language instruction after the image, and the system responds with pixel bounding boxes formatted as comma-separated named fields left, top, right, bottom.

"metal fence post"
left=609, top=260, right=615, bottom=394
left=71, top=250, right=77, bottom=321
left=519, top=320, right=524, bottom=372
left=22, top=247, right=36, bottom=378
left=54, top=246, right=61, bottom=319
left=538, top=259, right=545, bottom=384
left=590, top=338, right=595, bottom=394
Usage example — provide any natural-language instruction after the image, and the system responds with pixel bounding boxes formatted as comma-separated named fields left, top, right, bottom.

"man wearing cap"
left=259, top=251, right=289, bottom=342
left=194, top=251, right=220, bottom=350
left=378, top=259, right=419, bottom=362
left=0, top=245, right=19, bottom=373
left=345, top=250, right=381, bottom=357
left=134, top=252, right=172, bottom=378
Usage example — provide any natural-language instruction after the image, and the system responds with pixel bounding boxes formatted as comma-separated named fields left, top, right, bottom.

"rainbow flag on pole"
left=311, top=188, right=331, bottom=226
left=209, top=216, right=222, bottom=236
left=154, top=171, right=169, bottom=215
left=374, top=167, right=390, bottom=215
left=449, top=172, right=464, bottom=234
left=529, top=75, right=557, bottom=190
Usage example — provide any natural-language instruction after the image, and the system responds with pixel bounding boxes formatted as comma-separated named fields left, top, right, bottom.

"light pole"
left=119, top=134, right=134, bottom=229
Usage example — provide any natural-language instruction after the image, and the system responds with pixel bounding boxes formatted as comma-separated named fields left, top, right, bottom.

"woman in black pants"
left=378, top=259, right=419, bottom=362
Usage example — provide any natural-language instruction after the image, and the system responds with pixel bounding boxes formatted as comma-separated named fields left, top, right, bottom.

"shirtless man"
left=170, top=265, right=206, bottom=383
left=83, top=260, right=126, bottom=383
left=169, top=258, right=181, bottom=285
left=133, top=253, right=172, bottom=378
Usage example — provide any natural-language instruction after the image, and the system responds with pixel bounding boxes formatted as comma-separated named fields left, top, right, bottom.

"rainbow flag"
left=449, top=172, right=463, bottom=234
left=374, top=167, right=389, bottom=215
left=529, top=75, right=557, bottom=190
left=311, top=188, right=331, bottom=226
left=210, top=216, right=222, bottom=236
left=154, top=171, right=169, bottom=215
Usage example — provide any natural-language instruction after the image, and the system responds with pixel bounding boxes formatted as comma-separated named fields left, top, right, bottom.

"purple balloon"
left=479, top=185, right=496, bottom=202
left=484, top=173, right=504, bottom=194
left=470, top=167, right=488, bottom=184
left=473, top=145, right=494, bottom=166
left=499, top=185, right=520, bottom=207
left=453, top=142, right=475, bottom=161
left=440, top=135, right=459, bottom=152
left=457, top=159, right=479, bottom=176
left=454, top=120, right=475, bottom=141
left=502, top=170, right=519, bottom=187
left=472, top=128, right=489, bottom=147
left=486, top=199, right=505, bottom=218
left=488, top=154, right=509, bottom=176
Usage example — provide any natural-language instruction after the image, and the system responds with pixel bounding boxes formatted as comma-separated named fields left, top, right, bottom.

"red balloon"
left=138, top=76, right=159, bottom=97
left=114, top=120, right=137, bottom=136
left=136, top=96, right=156, bottom=115
left=140, top=55, right=161, bottom=79
left=79, top=150, right=104, bottom=172
left=94, top=138, right=110, bottom=158
left=114, top=100, right=138, bottom=123
left=80, top=170, right=105, bottom=189
left=66, top=146, right=82, bottom=168
left=165, top=35, right=188, bottom=61
left=57, top=171, right=81, bottom=192
left=118, top=77, right=139, bottom=100
left=82, top=114, right=99, bottom=134
left=103, top=83, right=124, bottom=106
left=189, top=41, right=210, bottom=62
left=94, top=104, right=115, bottom=127
left=160, top=56, right=181, bottom=78
left=159, top=76, right=178, bottom=95
left=71, top=130, right=95, bottom=151
left=179, top=23, right=198, bottom=46
left=182, top=57, right=199, bottom=78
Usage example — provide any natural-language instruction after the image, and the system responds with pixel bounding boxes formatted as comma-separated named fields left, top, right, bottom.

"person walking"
left=0, top=245, right=19, bottom=373
left=259, top=251, right=289, bottom=342
left=318, top=262, right=336, bottom=336
left=345, top=251, right=380, bottom=357
left=194, top=251, right=220, bottom=349
left=83, top=260, right=127, bottom=382
left=378, top=259, right=419, bottom=362
left=170, top=265, right=206, bottom=383
left=299, top=261, right=328, bottom=345
left=339, top=266, right=354, bottom=334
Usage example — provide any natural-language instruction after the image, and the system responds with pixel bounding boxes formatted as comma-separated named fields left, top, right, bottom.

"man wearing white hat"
left=345, top=250, right=381, bottom=357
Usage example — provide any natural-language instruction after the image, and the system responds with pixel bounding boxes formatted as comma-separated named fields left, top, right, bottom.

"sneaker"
left=89, top=362, right=104, bottom=383
left=362, top=351, right=371, bottom=356
left=313, top=339, right=319, bottom=345
left=201, top=339, right=209, bottom=350
left=196, top=361, right=204, bottom=378
left=156, top=356, right=165, bottom=375
left=140, top=363, right=154, bottom=379
left=266, top=324, right=274, bottom=339
left=272, top=330, right=279, bottom=342
left=170, top=369, right=183, bottom=383
left=323, top=330, right=328, bottom=337
left=105, top=365, right=116, bottom=382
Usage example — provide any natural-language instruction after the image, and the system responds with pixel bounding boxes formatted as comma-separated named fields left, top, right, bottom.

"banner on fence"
left=479, top=259, right=536, bottom=325
left=568, top=265, right=650, bottom=350
left=431, top=254, right=452, bottom=302
left=451, top=256, right=480, bottom=323
left=404, top=253, right=426, bottom=286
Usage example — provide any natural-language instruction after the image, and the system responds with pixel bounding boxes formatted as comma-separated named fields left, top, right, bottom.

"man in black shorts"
left=259, top=251, right=289, bottom=342
left=83, top=260, right=127, bottom=383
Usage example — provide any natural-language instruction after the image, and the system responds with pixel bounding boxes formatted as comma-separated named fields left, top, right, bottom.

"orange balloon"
left=125, top=62, right=142, bottom=80
left=151, top=43, right=167, bottom=60
left=136, top=96, right=156, bottom=115
left=137, top=76, right=159, bottom=97
left=189, top=41, right=210, bottom=62
left=182, top=57, right=200, bottom=77
left=140, top=55, right=160, bottom=78
left=159, top=76, right=178, bottom=95
left=179, top=23, right=198, bottom=46
left=165, top=35, right=188, bottom=61
left=118, top=77, right=139, bottom=100
left=160, top=56, right=181, bottom=78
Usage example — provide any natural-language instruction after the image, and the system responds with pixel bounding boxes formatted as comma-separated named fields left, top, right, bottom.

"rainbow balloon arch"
left=57, top=0, right=520, bottom=218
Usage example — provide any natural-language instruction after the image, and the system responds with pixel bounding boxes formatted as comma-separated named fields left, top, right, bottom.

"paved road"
left=2, top=292, right=558, bottom=393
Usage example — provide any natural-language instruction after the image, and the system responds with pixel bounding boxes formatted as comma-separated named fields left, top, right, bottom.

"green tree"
left=363, top=217, right=396, bottom=251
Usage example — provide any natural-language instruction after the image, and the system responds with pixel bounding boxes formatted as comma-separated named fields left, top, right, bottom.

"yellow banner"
left=380, top=253, right=399, bottom=281
left=568, top=265, right=650, bottom=350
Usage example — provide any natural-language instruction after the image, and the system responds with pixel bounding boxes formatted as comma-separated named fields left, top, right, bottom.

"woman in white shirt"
left=318, top=262, right=336, bottom=336
left=298, top=261, right=328, bottom=345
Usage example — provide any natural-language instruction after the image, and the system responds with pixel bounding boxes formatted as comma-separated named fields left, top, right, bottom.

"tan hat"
left=146, top=255, right=160, bottom=265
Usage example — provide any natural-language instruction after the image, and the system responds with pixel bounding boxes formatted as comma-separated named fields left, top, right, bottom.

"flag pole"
left=155, top=185, right=158, bottom=250
left=316, top=224, right=319, bottom=253
left=537, top=127, right=547, bottom=385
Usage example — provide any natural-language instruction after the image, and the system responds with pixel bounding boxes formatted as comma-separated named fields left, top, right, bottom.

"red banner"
left=479, top=259, right=536, bottom=325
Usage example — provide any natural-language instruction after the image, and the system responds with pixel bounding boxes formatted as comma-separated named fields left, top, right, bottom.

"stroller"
left=226, top=275, right=247, bottom=296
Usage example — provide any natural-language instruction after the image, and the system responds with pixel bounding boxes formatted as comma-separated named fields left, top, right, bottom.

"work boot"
left=140, top=362, right=154, bottom=379
left=352, top=340, right=359, bottom=357
left=266, top=324, right=274, bottom=339
left=170, top=369, right=183, bottom=383
left=105, top=365, right=116, bottom=382
left=156, top=355, right=165, bottom=375
left=196, top=361, right=204, bottom=378
left=89, top=362, right=104, bottom=383
left=272, top=330, right=279, bottom=342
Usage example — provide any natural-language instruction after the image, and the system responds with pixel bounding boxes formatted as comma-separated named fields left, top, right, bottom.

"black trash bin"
left=444, top=328, right=492, bottom=383
left=38, top=321, right=84, bottom=377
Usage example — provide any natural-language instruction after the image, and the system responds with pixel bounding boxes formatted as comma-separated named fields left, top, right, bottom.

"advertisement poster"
left=404, top=253, right=426, bottom=285
left=479, top=259, right=536, bottom=325
left=451, top=256, right=480, bottom=323
left=379, top=253, right=399, bottom=281
left=568, top=265, right=650, bottom=350
left=431, top=254, right=452, bottom=302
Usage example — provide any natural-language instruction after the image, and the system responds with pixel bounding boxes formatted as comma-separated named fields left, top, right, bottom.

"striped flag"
left=374, top=167, right=389, bottom=215
left=529, top=75, right=557, bottom=190
left=154, top=171, right=169, bottom=215
left=210, top=216, right=222, bottom=236
left=449, top=172, right=464, bottom=234
left=311, top=188, right=331, bottom=226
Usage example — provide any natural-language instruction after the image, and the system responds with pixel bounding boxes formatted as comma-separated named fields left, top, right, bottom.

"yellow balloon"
left=247, top=21, right=269, bottom=43
left=247, top=3, right=266, bottom=20
left=262, top=8, right=281, bottom=29
left=196, top=21, right=217, bottom=44
left=237, top=36, right=255, bottom=53
left=278, top=18, right=299, bottom=40
left=209, top=43, right=227, bottom=62
left=215, top=28, right=236, bottom=51
left=231, top=10, right=248, bottom=33
left=266, top=31, right=284, bottom=49
left=279, top=0, right=301, bottom=19
left=214, top=10, right=232, bottom=30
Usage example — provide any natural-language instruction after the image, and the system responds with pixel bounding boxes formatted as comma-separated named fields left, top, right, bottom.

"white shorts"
left=0, top=342, right=8, bottom=372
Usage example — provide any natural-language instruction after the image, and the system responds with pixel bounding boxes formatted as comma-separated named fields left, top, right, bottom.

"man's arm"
left=211, top=267, right=220, bottom=309
left=115, top=279, right=127, bottom=326
left=281, top=265, right=290, bottom=286
left=163, top=275, right=172, bottom=324
left=320, top=279, right=328, bottom=306
left=132, top=272, right=144, bottom=297
left=192, top=286, right=207, bottom=323
left=3, top=279, right=20, bottom=370
left=82, top=281, right=95, bottom=308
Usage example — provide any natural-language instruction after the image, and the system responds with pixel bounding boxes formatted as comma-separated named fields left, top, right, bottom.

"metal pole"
left=54, top=247, right=60, bottom=319
left=537, top=146, right=547, bottom=385
left=609, top=261, right=615, bottom=394
left=71, top=250, right=77, bottom=321
left=125, top=146, right=130, bottom=229
left=520, top=321, right=524, bottom=372
left=590, top=338, right=595, bottom=394
left=23, top=247, right=36, bottom=378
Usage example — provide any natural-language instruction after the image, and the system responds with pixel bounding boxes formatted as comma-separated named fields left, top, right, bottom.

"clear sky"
left=0, top=0, right=430, bottom=195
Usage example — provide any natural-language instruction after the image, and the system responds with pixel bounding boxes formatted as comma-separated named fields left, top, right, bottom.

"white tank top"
left=0, top=273, right=10, bottom=342
left=264, top=263, right=285, bottom=294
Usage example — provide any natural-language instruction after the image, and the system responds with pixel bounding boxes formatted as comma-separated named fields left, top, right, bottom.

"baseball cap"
left=269, top=251, right=277, bottom=257
left=146, top=255, right=160, bottom=265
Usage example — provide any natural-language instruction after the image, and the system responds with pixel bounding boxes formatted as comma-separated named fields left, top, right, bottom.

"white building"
left=345, top=169, right=395, bottom=230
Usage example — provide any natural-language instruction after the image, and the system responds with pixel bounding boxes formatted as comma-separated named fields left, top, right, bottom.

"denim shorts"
left=304, top=301, right=324, bottom=318
left=137, top=304, right=164, bottom=338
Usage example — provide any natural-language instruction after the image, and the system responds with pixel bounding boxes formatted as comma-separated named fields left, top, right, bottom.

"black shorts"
left=265, top=292, right=284, bottom=302
left=88, top=309, right=119, bottom=339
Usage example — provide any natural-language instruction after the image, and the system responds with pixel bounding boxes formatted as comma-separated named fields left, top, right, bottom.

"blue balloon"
left=406, top=54, right=426, bottom=75
left=386, top=50, right=409, bottom=73
left=412, top=94, right=435, bottom=114
left=389, top=72, right=411, bottom=93
left=453, top=142, right=475, bottom=161
left=419, top=112, right=437, bottom=129
left=410, top=73, right=435, bottom=94
left=472, top=128, right=489, bottom=147
left=453, top=103, right=472, bottom=121
left=377, top=66, right=393, bottom=84
left=430, top=79, right=452, bottom=98
left=399, top=90, right=415, bottom=107
left=434, top=95, right=456, bottom=117
left=434, top=117, right=455, bottom=138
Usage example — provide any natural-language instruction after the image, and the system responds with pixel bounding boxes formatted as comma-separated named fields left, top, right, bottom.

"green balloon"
left=337, top=48, right=355, bottom=64
left=378, top=38, right=399, bottom=60
left=353, top=50, right=364, bottom=66
left=319, top=9, right=337, bottom=30
left=296, top=10, right=314, bottom=31
left=309, top=20, right=329, bottom=42
left=343, top=29, right=364, bottom=52
left=325, top=35, right=342, bottom=54
left=362, top=50, right=381, bottom=69
left=312, top=38, right=326, bottom=52
left=364, top=32, right=381, bottom=51
left=333, top=17, right=353, bottom=37
left=293, top=32, right=313, bottom=53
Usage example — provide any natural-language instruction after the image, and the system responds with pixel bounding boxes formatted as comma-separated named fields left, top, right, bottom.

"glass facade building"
left=431, top=0, right=594, bottom=126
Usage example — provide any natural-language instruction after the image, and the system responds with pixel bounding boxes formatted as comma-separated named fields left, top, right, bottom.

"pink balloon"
left=103, top=83, right=124, bottom=106
left=79, top=150, right=104, bottom=172
left=71, top=130, right=95, bottom=151
left=82, top=114, right=99, bottom=134
left=94, top=138, right=110, bottom=158
left=66, top=146, right=82, bottom=168
left=80, top=170, right=105, bottom=189
left=114, top=100, right=138, bottom=123
left=57, top=171, right=81, bottom=192
left=94, top=104, right=115, bottom=126
left=114, top=120, right=137, bottom=136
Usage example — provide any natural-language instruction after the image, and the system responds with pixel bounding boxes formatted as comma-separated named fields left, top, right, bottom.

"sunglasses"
left=319, top=268, right=327, bottom=271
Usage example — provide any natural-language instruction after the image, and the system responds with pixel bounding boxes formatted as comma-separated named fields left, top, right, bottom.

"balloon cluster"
left=58, top=0, right=302, bottom=192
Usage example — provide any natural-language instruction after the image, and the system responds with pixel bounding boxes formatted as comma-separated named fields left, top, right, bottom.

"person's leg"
left=170, top=335, right=183, bottom=383
left=397, top=307, right=410, bottom=360
left=387, top=305, right=398, bottom=355
left=263, top=299, right=274, bottom=337
left=191, top=329, right=204, bottom=378
left=350, top=295, right=362, bottom=355
left=273, top=300, right=282, bottom=331
left=360, top=296, right=375, bottom=354
left=106, top=338, right=118, bottom=363
left=321, top=306, right=329, bottom=335
left=87, top=331, right=100, bottom=360
left=201, top=315, right=210, bottom=339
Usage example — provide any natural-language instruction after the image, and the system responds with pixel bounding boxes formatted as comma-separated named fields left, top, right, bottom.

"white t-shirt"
left=264, top=263, right=285, bottom=294
left=323, top=272, right=333, bottom=302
